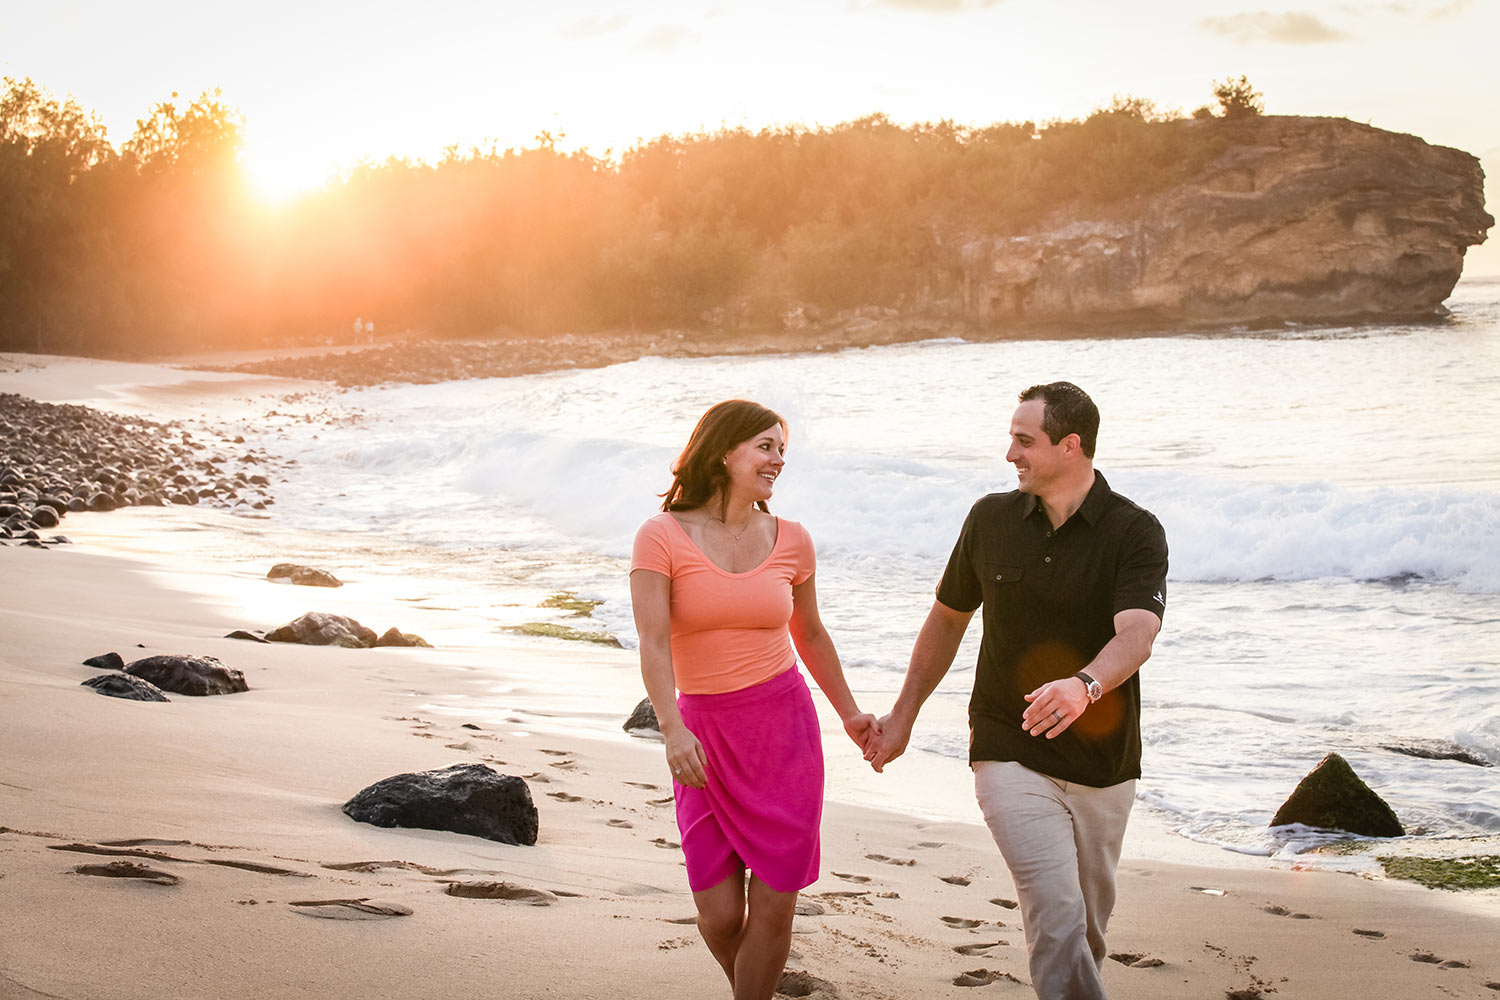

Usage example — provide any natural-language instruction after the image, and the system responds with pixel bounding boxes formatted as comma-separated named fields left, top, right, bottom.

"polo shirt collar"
left=1021, top=470, right=1111, bottom=527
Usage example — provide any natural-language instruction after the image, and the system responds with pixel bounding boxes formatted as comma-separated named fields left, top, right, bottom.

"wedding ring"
left=1053, top=710, right=1064, bottom=722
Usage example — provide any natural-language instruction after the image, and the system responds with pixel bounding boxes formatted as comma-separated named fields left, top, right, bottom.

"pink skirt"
left=674, top=666, right=824, bottom=894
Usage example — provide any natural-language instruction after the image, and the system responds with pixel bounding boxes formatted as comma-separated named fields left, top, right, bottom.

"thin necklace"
left=710, top=513, right=752, bottom=541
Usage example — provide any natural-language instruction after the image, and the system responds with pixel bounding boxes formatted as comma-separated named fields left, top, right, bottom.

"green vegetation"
left=505, top=622, right=621, bottom=646
left=539, top=593, right=601, bottom=616
left=2, top=77, right=1257, bottom=356
left=1378, top=854, right=1500, bottom=891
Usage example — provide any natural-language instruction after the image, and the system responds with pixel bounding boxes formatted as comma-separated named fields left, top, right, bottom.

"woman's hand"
left=842, top=712, right=882, bottom=753
left=663, top=724, right=708, bottom=789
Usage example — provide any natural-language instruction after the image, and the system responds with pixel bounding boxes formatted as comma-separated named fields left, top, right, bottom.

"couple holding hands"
left=629, top=383, right=1168, bottom=1000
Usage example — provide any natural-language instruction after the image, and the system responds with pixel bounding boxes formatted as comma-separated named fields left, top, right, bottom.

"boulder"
left=266, top=612, right=378, bottom=648
left=82, top=673, right=170, bottom=702
left=267, top=563, right=343, bottom=588
left=125, top=654, right=249, bottom=697
left=623, top=697, right=660, bottom=734
left=342, top=763, right=538, bottom=846
left=83, top=651, right=126, bottom=672
left=1270, top=752, right=1405, bottom=837
left=375, top=627, right=432, bottom=648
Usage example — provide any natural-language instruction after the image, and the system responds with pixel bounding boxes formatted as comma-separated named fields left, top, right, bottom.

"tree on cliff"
left=1213, top=76, right=1265, bottom=118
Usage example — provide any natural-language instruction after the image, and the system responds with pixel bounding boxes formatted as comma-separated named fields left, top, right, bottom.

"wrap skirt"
left=674, top=665, right=824, bottom=894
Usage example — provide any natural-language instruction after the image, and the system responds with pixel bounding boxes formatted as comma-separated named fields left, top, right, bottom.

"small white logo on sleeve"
left=1153, top=591, right=1166, bottom=607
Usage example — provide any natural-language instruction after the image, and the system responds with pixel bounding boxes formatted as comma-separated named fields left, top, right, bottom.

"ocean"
left=223, top=276, right=1500, bottom=862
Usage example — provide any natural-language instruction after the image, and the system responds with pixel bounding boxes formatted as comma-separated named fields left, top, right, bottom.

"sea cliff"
left=922, top=116, right=1492, bottom=332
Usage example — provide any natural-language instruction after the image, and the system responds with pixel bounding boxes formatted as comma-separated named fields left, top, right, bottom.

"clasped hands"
left=862, top=676, right=1090, bottom=773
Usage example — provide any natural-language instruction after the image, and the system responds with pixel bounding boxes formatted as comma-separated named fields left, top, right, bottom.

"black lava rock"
left=342, top=763, right=538, bottom=846
left=125, top=654, right=249, bottom=696
left=1270, top=752, right=1405, bottom=837
left=82, top=673, right=170, bottom=702
left=623, top=697, right=660, bottom=734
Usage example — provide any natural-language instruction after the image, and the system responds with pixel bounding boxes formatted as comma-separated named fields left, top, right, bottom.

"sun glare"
left=240, top=134, right=330, bottom=207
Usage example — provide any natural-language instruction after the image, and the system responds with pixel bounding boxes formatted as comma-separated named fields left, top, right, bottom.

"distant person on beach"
left=630, top=399, right=879, bottom=1000
left=864, top=381, right=1168, bottom=1000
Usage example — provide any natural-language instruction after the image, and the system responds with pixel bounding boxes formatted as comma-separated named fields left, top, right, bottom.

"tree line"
left=0, top=77, right=1261, bottom=356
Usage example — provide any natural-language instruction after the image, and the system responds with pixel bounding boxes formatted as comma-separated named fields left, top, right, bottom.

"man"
left=866, top=381, right=1167, bottom=1000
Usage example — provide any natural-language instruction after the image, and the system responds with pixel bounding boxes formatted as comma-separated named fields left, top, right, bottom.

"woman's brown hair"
left=660, top=399, right=787, bottom=515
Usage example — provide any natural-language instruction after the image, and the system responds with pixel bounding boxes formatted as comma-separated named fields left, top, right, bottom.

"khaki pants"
left=973, top=761, right=1136, bottom=1000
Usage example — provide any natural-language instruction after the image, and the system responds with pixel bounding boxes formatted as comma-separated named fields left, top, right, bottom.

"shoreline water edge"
left=3, top=299, right=1499, bottom=996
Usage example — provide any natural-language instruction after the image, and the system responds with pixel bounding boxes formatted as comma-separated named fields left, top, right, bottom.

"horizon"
left=3, top=0, right=1497, bottom=273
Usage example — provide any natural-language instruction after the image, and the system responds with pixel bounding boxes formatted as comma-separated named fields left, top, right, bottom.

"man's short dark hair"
left=1018, top=382, right=1099, bottom=458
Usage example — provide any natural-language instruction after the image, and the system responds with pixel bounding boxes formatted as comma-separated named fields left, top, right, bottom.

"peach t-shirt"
left=630, top=512, right=816, bottom=695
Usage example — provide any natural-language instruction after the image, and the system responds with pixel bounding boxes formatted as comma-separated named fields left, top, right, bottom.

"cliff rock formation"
left=949, top=116, right=1492, bottom=331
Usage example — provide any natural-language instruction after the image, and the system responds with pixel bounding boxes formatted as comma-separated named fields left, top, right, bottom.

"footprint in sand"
left=54, top=843, right=310, bottom=877
left=607, top=819, right=634, bottom=829
left=324, top=860, right=457, bottom=875
left=954, top=941, right=1006, bottom=955
left=523, top=772, right=553, bottom=783
left=941, top=916, right=984, bottom=929
left=652, top=837, right=681, bottom=850
left=794, top=901, right=826, bottom=916
left=940, top=874, right=972, bottom=886
left=444, top=881, right=558, bottom=905
left=913, top=841, right=946, bottom=849
left=289, top=898, right=413, bottom=919
left=775, top=970, right=840, bottom=998
left=547, top=791, right=584, bottom=802
left=865, top=853, right=916, bottom=866
left=648, top=796, right=675, bottom=806
left=1410, top=952, right=1470, bottom=969
left=539, top=748, right=571, bottom=756
left=1262, top=904, right=1312, bottom=919
left=1352, top=928, right=1385, bottom=939
left=953, top=969, right=1024, bottom=988
left=831, top=872, right=872, bottom=883
left=664, top=915, right=698, bottom=925
left=990, top=897, right=1019, bottom=909
left=625, top=781, right=660, bottom=790
left=73, top=861, right=180, bottom=885
left=1108, top=952, right=1165, bottom=968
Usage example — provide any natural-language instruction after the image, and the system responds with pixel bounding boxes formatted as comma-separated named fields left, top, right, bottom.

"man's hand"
left=1021, top=678, right=1089, bottom=739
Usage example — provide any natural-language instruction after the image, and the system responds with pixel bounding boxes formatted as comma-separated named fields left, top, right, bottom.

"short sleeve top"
left=936, top=472, right=1168, bottom=787
left=631, top=513, right=816, bottom=695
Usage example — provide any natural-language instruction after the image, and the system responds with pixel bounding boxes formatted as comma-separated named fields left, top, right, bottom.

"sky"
left=4, top=0, right=1497, bottom=274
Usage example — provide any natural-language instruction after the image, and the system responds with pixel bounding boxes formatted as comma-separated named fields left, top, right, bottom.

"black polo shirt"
left=935, top=471, right=1167, bottom=787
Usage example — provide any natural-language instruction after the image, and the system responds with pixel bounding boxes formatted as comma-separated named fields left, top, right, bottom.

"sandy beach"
left=4, top=353, right=1499, bottom=1000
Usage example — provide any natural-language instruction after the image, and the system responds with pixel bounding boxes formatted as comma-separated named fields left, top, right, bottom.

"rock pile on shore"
left=0, top=392, right=281, bottom=545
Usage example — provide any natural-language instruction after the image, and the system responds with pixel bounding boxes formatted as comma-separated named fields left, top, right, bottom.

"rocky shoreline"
left=0, top=392, right=283, bottom=547
left=201, top=320, right=954, bottom=389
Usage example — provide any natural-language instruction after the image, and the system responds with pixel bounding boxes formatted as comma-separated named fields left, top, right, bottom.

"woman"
left=630, top=399, right=877, bottom=1000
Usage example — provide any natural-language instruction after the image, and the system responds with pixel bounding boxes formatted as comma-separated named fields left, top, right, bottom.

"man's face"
left=1006, top=398, right=1068, bottom=494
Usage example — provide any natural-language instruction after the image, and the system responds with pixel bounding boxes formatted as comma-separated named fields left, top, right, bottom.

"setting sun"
left=239, top=130, right=331, bottom=206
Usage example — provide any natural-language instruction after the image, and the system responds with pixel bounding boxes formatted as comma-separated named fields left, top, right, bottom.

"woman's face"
left=721, top=423, right=786, bottom=503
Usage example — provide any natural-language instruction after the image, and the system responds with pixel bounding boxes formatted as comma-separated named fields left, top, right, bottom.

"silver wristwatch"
left=1075, top=671, right=1103, bottom=702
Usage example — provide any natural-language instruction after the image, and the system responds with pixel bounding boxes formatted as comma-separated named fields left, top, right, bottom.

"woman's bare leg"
left=731, top=875, right=799, bottom=1000
left=693, top=868, right=749, bottom=986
